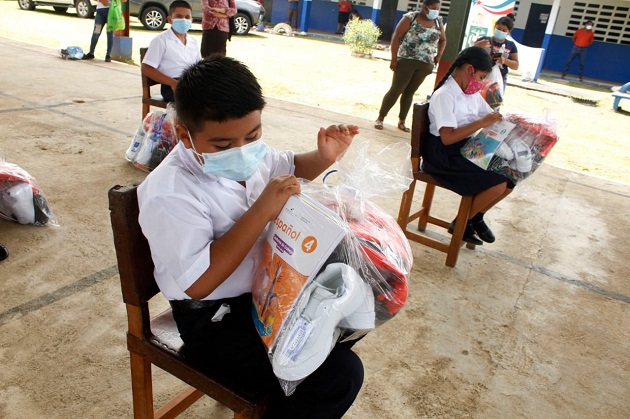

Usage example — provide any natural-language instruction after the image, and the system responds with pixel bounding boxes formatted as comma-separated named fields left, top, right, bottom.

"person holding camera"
left=474, top=14, right=519, bottom=90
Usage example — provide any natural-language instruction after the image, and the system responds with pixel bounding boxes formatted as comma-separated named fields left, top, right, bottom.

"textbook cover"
left=461, top=119, right=516, bottom=169
left=252, top=193, right=348, bottom=351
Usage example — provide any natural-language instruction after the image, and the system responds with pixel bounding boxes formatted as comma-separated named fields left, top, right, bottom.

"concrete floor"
left=1, top=36, right=629, bottom=418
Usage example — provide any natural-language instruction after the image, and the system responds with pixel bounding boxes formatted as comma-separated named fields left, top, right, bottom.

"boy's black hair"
left=434, top=46, right=494, bottom=92
left=175, top=57, right=266, bottom=134
left=496, top=14, right=515, bottom=31
left=169, top=1, right=192, bottom=15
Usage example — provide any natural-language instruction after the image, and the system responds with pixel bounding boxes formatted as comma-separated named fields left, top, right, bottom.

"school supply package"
left=480, top=64, right=504, bottom=110
left=461, top=111, right=559, bottom=185
left=125, top=106, right=178, bottom=173
left=252, top=140, right=414, bottom=395
left=0, top=159, right=57, bottom=226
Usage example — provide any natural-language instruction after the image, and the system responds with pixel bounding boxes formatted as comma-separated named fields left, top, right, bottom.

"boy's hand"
left=253, top=175, right=301, bottom=221
left=317, top=124, right=359, bottom=164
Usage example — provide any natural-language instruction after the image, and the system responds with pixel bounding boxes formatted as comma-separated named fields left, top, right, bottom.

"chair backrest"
left=410, top=101, right=430, bottom=170
left=109, top=183, right=159, bottom=310
left=140, top=47, right=159, bottom=88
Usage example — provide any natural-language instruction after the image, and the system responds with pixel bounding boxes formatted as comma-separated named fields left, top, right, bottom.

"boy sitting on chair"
left=141, top=0, right=201, bottom=103
left=137, top=56, right=365, bottom=417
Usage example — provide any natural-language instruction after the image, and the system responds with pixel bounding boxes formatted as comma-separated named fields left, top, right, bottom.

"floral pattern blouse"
left=398, top=12, right=441, bottom=64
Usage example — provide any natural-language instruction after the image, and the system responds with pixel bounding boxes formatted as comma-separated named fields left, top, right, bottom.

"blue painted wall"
left=511, top=28, right=630, bottom=84
left=270, top=0, right=403, bottom=35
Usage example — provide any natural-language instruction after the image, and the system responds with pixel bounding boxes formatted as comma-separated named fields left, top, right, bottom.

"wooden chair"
left=397, top=102, right=476, bottom=267
left=140, top=47, right=168, bottom=121
left=108, top=183, right=269, bottom=418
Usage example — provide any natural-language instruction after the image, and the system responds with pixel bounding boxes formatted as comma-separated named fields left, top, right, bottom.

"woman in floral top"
left=200, top=0, right=237, bottom=57
left=374, top=0, right=446, bottom=132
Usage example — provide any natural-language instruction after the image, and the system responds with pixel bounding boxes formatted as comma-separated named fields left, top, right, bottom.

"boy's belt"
left=169, top=299, right=217, bottom=313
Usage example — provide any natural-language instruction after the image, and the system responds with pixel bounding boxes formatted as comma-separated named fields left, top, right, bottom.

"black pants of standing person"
left=201, top=27, right=230, bottom=58
left=172, top=293, right=364, bottom=418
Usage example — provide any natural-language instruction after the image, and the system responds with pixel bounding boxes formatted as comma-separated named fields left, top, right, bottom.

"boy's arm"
left=293, top=124, right=358, bottom=180
left=185, top=175, right=300, bottom=299
left=141, top=63, right=178, bottom=89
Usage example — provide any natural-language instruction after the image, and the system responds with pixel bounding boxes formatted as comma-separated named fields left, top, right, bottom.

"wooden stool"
left=397, top=102, right=476, bottom=267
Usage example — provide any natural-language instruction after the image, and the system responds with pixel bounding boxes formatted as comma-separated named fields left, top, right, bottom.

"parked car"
left=129, top=0, right=265, bottom=35
left=17, top=0, right=97, bottom=18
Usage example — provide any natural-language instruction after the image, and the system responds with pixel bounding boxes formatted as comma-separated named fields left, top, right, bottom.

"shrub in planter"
left=343, top=18, right=382, bottom=57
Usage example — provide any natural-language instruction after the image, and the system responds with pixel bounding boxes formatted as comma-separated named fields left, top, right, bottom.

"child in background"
left=138, top=56, right=364, bottom=417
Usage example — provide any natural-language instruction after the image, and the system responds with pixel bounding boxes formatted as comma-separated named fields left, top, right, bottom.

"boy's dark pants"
left=172, top=293, right=364, bottom=419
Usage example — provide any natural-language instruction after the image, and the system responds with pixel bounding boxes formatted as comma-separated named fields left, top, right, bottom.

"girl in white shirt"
left=424, top=46, right=513, bottom=245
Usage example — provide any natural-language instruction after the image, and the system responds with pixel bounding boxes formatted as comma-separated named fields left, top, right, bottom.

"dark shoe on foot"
left=561, top=73, right=566, bottom=79
left=105, top=55, right=111, bottom=62
left=82, top=53, right=95, bottom=60
left=472, top=220, right=496, bottom=243
left=0, top=243, right=8, bottom=261
left=448, top=220, right=483, bottom=246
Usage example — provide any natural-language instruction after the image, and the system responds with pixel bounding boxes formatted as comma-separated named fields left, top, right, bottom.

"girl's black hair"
left=175, top=57, right=266, bottom=134
left=495, top=14, right=515, bottom=31
left=423, top=0, right=440, bottom=7
left=433, top=46, right=494, bottom=92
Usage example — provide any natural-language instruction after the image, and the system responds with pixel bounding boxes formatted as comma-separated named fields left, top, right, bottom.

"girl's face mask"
left=464, top=67, right=484, bottom=95
left=493, top=29, right=508, bottom=41
left=188, top=133, right=268, bottom=181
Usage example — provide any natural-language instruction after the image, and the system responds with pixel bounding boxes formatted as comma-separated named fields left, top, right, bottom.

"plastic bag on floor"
left=60, top=46, right=84, bottom=60
left=126, top=105, right=178, bottom=173
left=251, top=139, right=414, bottom=395
left=486, top=110, right=559, bottom=185
left=0, top=159, right=58, bottom=226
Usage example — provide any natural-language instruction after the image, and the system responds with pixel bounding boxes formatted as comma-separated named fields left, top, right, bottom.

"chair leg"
left=142, top=103, right=150, bottom=122
left=418, top=183, right=436, bottom=231
left=130, top=351, right=155, bottom=418
left=445, top=195, right=473, bottom=267
left=397, top=180, right=416, bottom=230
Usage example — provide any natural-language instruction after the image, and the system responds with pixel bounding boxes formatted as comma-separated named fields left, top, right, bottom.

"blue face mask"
left=493, top=29, right=508, bottom=41
left=190, top=137, right=268, bottom=181
left=426, top=9, right=440, bottom=20
left=172, top=18, right=192, bottom=34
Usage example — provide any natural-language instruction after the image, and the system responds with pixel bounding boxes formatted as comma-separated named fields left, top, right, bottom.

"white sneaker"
left=0, top=182, right=35, bottom=224
left=272, top=263, right=374, bottom=381
left=510, top=140, right=533, bottom=173
left=494, top=141, right=514, bottom=160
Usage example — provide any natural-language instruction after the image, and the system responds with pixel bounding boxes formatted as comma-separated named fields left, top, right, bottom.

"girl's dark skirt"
left=422, top=133, right=514, bottom=196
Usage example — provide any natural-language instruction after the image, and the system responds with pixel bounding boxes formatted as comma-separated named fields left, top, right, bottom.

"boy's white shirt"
left=138, top=141, right=295, bottom=300
left=142, top=28, right=202, bottom=79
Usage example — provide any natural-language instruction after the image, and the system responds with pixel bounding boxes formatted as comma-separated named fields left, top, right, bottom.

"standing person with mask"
left=141, top=1, right=202, bottom=103
left=374, top=0, right=446, bottom=133
left=474, top=14, right=519, bottom=90
left=200, top=0, right=236, bottom=57
left=562, top=20, right=595, bottom=81
left=423, top=46, right=514, bottom=245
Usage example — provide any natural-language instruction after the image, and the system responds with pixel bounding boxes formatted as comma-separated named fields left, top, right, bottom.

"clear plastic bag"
left=486, top=111, right=559, bottom=185
left=126, top=105, right=178, bottom=173
left=480, top=64, right=504, bottom=110
left=460, top=119, right=517, bottom=170
left=0, top=159, right=58, bottom=226
left=251, top=139, right=414, bottom=395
